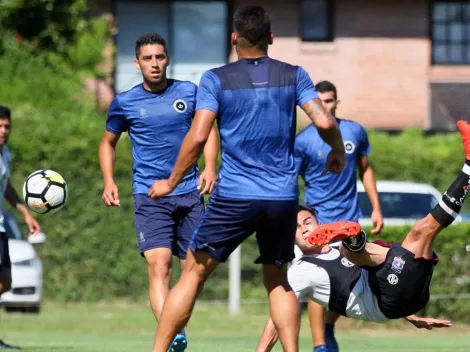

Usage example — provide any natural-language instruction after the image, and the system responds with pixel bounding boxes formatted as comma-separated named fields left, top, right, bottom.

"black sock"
left=342, top=230, right=367, bottom=252
left=430, top=159, right=470, bottom=227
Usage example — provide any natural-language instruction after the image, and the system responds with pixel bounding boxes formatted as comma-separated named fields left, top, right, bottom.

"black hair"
left=298, top=203, right=318, bottom=219
left=233, top=6, right=271, bottom=49
left=135, top=33, right=168, bottom=58
left=0, top=106, right=11, bottom=120
left=315, top=80, right=338, bottom=100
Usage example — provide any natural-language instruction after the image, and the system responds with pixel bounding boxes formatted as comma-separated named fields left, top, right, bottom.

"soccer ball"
left=23, top=169, right=68, bottom=214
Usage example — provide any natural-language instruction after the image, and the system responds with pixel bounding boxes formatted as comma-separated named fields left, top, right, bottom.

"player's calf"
left=431, top=120, right=470, bottom=228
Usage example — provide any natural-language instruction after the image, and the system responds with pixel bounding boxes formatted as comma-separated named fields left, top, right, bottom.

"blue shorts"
left=134, top=190, right=205, bottom=259
left=189, top=194, right=298, bottom=268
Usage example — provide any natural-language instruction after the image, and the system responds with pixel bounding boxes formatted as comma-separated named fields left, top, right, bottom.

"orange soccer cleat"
left=457, top=120, right=470, bottom=160
left=307, top=221, right=362, bottom=246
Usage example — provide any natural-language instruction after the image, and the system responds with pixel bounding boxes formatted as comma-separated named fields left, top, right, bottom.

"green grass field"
left=1, top=302, right=469, bottom=351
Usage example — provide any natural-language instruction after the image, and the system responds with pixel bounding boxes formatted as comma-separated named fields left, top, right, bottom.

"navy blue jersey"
left=295, top=119, right=371, bottom=223
left=106, top=80, right=199, bottom=195
left=196, top=57, right=318, bottom=200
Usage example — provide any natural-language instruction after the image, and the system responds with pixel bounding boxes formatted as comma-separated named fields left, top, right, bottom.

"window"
left=358, top=192, right=438, bottom=219
left=431, top=1, right=470, bottom=64
left=430, top=82, right=470, bottom=130
left=299, top=0, right=333, bottom=42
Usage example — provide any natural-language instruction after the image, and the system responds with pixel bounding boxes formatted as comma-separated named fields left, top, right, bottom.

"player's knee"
left=408, top=218, right=428, bottom=241
left=262, top=265, right=288, bottom=292
left=146, top=255, right=173, bottom=283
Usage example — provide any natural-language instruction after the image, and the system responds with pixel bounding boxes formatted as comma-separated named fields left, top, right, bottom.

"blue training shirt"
left=196, top=57, right=318, bottom=200
left=106, top=80, right=199, bottom=195
left=295, top=119, right=371, bottom=223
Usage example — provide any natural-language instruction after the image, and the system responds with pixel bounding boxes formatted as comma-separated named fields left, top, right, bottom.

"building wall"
left=232, top=0, right=470, bottom=129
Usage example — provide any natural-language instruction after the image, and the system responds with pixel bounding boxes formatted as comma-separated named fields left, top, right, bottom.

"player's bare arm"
left=4, top=180, right=40, bottom=234
left=301, top=98, right=345, bottom=174
left=198, top=125, right=219, bottom=194
left=405, top=315, right=452, bottom=330
left=148, top=109, right=217, bottom=199
left=358, top=155, right=383, bottom=234
left=99, top=130, right=121, bottom=206
left=301, top=98, right=344, bottom=152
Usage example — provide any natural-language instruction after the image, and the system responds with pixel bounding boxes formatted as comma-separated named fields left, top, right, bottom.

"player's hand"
left=25, top=214, right=41, bottom=234
left=408, top=316, right=452, bottom=330
left=322, top=149, right=346, bottom=175
left=148, top=179, right=174, bottom=200
left=197, top=168, right=217, bottom=195
left=370, top=208, right=384, bottom=235
left=102, top=182, right=120, bottom=207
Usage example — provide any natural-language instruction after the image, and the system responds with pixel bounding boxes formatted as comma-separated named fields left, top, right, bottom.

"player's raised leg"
left=400, top=120, right=470, bottom=258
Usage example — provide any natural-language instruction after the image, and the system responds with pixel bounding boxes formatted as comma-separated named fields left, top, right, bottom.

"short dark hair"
left=298, top=203, right=318, bottom=219
left=135, top=33, right=168, bottom=58
left=0, top=106, right=11, bottom=120
left=233, top=6, right=271, bottom=48
left=315, top=80, right=337, bottom=99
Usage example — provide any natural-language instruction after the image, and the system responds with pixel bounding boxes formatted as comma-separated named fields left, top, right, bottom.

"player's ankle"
left=313, top=344, right=329, bottom=352
left=342, top=230, right=367, bottom=252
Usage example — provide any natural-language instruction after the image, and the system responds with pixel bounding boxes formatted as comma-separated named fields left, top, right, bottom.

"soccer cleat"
left=168, top=330, right=187, bottom=352
left=0, top=340, right=20, bottom=350
left=313, top=345, right=329, bottom=352
left=457, top=120, right=470, bottom=160
left=307, top=221, right=362, bottom=246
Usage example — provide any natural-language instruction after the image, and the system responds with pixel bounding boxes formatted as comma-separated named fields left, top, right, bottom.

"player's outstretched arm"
left=255, top=316, right=279, bottom=352
left=198, top=124, right=219, bottom=194
left=99, top=131, right=121, bottom=207
left=148, top=109, right=217, bottom=199
left=405, top=315, right=452, bottom=330
left=4, top=181, right=40, bottom=234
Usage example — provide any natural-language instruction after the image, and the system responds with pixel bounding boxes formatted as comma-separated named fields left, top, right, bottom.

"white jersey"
left=288, top=247, right=389, bottom=323
left=0, top=146, right=11, bottom=232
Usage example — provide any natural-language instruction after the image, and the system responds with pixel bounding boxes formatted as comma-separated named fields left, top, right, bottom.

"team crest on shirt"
left=139, top=108, right=147, bottom=119
left=391, top=256, right=405, bottom=273
left=344, top=141, right=356, bottom=154
left=341, top=257, right=354, bottom=267
left=387, top=273, right=399, bottom=285
left=173, top=99, right=187, bottom=113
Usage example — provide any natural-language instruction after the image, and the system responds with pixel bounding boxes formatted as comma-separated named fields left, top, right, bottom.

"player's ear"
left=134, top=58, right=141, bottom=71
left=268, top=32, right=274, bottom=45
left=335, top=99, right=341, bottom=108
left=231, top=32, right=237, bottom=46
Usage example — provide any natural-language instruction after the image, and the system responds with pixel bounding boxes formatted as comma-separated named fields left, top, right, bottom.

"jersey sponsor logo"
left=341, top=257, right=354, bottom=267
left=387, top=273, right=399, bottom=285
left=344, top=141, right=356, bottom=154
left=391, top=256, right=405, bottom=273
left=173, top=99, right=187, bottom=113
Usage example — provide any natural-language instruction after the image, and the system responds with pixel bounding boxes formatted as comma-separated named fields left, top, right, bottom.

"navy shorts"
left=189, top=194, right=298, bottom=268
left=134, top=190, right=205, bottom=259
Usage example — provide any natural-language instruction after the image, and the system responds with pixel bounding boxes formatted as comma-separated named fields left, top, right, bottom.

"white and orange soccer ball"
left=22, top=169, right=68, bottom=214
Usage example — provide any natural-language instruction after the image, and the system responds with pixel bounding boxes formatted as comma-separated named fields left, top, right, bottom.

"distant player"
left=0, top=106, right=41, bottom=350
left=306, top=120, right=470, bottom=329
left=295, top=80, right=383, bottom=352
left=256, top=204, right=452, bottom=352
left=147, top=6, right=345, bottom=352
left=98, top=34, right=219, bottom=351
